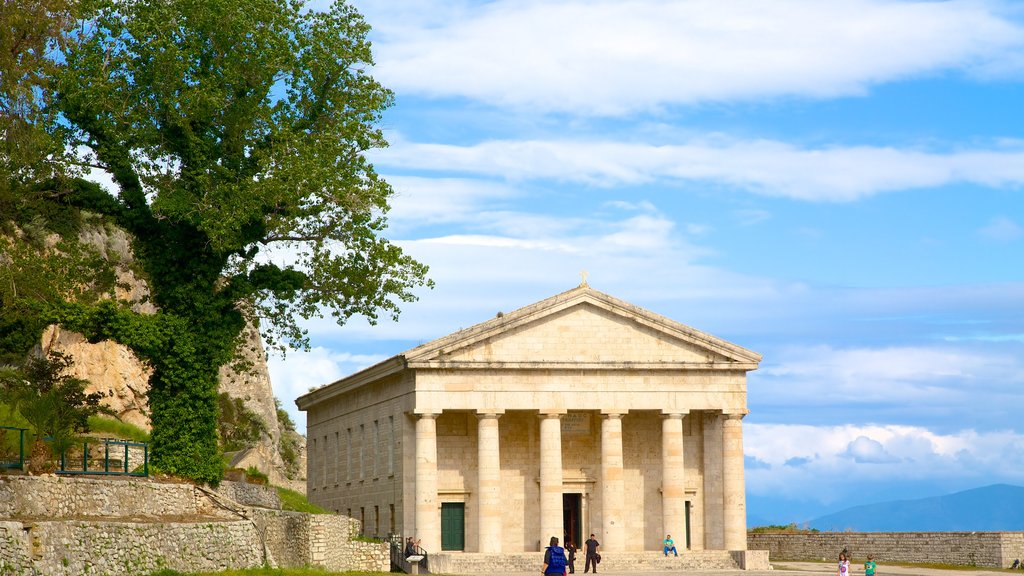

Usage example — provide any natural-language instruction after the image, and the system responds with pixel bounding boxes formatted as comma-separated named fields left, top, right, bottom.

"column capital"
left=414, top=410, right=440, bottom=418
left=661, top=410, right=689, bottom=418
left=601, top=409, right=627, bottom=419
left=538, top=409, right=566, bottom=418
left=476, top=410, right=504, bottom=419
left=723, top=411, right=747, bottom=421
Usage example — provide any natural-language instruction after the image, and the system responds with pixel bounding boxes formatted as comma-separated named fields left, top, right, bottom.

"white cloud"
left=745, top=423, right=1024, bottom=503
left=756, top=344, right=1024, bottom=409
left=268, top=347, right=389, bottom=431
left=844, top=436, right=900, bottom=464
left=374, top=136, right=1024, bottom=201
left=978, top=215, right=1023, bottom=242
left=362, top=0, right=1024, bottom=114
left=385, top=176, right=521, bottom=230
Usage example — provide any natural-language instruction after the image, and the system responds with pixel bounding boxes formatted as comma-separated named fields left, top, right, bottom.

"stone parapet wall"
left=215, top=480, right=281, bottom=510
left=749, top=532, right=1024, bottom=569
left=0, top=475, right=221, bottom=520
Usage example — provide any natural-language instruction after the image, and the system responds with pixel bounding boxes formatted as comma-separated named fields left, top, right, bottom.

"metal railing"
left=0, top=426, right=27, bottom=470
left=57, top=437, right=149, bottom=476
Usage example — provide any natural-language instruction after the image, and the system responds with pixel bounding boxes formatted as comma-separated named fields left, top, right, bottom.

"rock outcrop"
left=30, top=220, right=307, bottom=491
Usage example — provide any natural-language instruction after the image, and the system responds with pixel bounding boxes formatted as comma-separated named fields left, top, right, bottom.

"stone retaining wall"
left=749, top=532, right=1024, bottom=569
left=0, top=475, right=388, bottom=576
left=0, top=475, right=221, bottom=519
left=215, top=479, right=281, bottom=509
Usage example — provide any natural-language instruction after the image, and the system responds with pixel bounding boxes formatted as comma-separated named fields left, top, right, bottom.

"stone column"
left=722, top=413, right=747, bottom=551
left=539, top=412, right=564, bottom=545
left=662, top=412, right=687, bottom=544
left=477, top=411, right=503, bottom=553
left=600, top=412, right=625, bottom=551
left=415, top=412, right=440, bottom=552
left=699, top=412, right=725, bottom=551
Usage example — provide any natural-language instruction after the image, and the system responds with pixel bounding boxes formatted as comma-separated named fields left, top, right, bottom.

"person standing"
left=584, top=533, right=600, bottom=574
left=543, top=536, right=568, bottom=576
left=864, top=555, right=877, bottom=576
left=837, top=552, right=850, bottom=576
left=663, top=534, right=678, bottom=556
left=566, top=540, right=577, bottom=573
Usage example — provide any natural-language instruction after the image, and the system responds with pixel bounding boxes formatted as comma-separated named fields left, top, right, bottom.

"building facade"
left=296, top=285, right=761, bottom=555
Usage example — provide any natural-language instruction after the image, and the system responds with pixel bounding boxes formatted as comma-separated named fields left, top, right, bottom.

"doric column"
left=722, top=413, right=747, bottom=550
left=600, top=411, right=625, bottom=551
left=539, top=412, right=564, bottom=544
left=415, top=412, right=440, bottom=552
left=477, top=411, right=503, bottom=553
left=661, top=412, right=687, bottom=544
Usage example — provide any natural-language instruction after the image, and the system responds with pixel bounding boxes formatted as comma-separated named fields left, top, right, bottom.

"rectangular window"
left=322, top=435, right=328, bottom=487
left=388, top=415, right=395, bottom=476
left=390, top=503, right=396, bottom=535
left=359, top=424, right=365, bottom=480
left=310, top=438, right=316, bottom=491
left=334, top=431, right=340, bottom=484
left=373, top=419, right=380, bottom=477
left=374, top=505, right=380, bottom=537
left=360, top=507, right=365, bottom=536
left=346, top=428, right=352, bottom=482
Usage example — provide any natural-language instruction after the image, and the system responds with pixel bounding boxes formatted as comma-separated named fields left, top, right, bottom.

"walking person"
left=543, top=536, right=568, bottom=576
left=566, top=540, right=577, bottom=573
left=584, top=533, right=600, bottom=574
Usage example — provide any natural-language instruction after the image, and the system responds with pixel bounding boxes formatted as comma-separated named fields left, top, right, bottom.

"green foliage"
left=0, top=352, right=110, bottom=469
left=217, top=393, right=267, bottom=453
left=244, top=465, right=269, bottom=484
left=274, top=397, right=301, bottom=478
left=1, top=0, right=431, bottom=485
left=88, top=415, right=151, bottom=443
left=277, top=486, right=331, bottom=515
left=275, top=397, right=296, bottom=431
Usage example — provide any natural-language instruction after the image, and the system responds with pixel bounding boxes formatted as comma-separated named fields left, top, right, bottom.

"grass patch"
left=88, top=416, right=150, bottom=443
left=277, top=486, right=331, bottom=514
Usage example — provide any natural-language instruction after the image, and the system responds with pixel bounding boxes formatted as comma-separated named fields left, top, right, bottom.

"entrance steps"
left=427, top=550, right=762, bottom=573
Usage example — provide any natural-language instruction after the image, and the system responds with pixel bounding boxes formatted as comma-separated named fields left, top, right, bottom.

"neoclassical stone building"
left=297, top=284, right=760, bottom=556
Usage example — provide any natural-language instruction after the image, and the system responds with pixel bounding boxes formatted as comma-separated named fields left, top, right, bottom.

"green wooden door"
left=441, top=502, right=465, bottom=551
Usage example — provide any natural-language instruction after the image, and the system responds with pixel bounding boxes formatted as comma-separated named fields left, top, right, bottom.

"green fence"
left=0, top=426, right=27, bottom=470
left=57, top=438, right=149, bottom=477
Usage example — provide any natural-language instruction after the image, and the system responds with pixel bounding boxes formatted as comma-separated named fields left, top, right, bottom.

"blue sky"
left=267, top=0, right=1024, bottom=526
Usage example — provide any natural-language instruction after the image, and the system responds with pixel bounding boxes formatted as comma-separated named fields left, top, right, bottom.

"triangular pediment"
left=404, top=286, right=760, bottom=368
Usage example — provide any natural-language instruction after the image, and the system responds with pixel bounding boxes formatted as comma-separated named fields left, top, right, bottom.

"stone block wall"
left=0, top=522, right=31, bottom=575
left=748, top=532, right=1024, bottom=568
left=0, top=475, right=221, bottom=519
left=215, top=479, right=281, bottom=509
left=24, top=520, right=263, bottom=576
left=0, top=475, right=388, bottom=576
left=251, top=508, right=388, bottom=572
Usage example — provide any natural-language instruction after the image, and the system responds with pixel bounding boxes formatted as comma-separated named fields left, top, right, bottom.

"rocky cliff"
left=30, top=223, right=306, bottom=491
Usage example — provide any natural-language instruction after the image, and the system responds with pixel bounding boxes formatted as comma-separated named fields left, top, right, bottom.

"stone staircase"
left=427, top=550, right=761, bottom=574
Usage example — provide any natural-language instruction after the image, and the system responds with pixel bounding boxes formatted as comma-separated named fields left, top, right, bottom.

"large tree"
left=0, top=0, right=430, bottom=483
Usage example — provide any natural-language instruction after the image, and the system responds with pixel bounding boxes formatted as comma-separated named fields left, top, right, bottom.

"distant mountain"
left=807, top=484, right=1024, bottom=531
